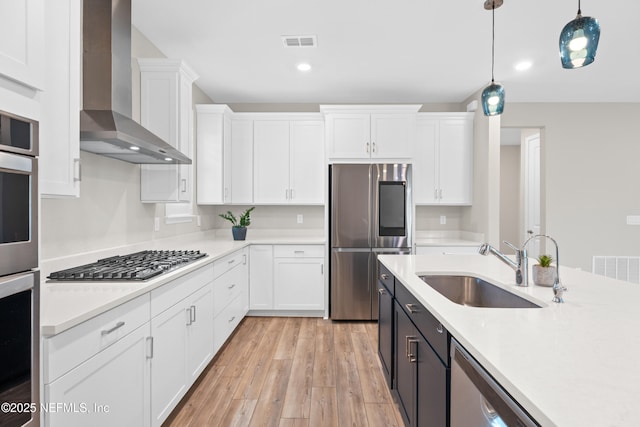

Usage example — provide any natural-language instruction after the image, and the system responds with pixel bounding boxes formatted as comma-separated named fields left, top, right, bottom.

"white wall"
left=501, top=103, right=640, bottom=271
left=500, top=145, right=521, bottom=253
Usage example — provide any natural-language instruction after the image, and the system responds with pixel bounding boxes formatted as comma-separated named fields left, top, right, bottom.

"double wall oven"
left=0, top=110, right=39, bottom=427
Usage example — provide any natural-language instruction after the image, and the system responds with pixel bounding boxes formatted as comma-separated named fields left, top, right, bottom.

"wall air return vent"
left=593, top=256, right=640, bottom=284
left=282, top=35, right=317, bottom=48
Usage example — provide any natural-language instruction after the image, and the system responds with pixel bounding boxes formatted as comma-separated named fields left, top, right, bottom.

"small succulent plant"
left=537, top=254, right=553, bottom=268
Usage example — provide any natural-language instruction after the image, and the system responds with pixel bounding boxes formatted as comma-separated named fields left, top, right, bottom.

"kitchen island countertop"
left=378, top=253, right=640, bottom=427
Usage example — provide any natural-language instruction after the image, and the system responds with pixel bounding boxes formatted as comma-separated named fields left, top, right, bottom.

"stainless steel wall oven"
left=0, top=110, right=39, bottom=427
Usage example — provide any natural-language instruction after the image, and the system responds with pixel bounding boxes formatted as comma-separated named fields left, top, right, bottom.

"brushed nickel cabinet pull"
left=73, top=158, right=81, bottom=182
left=146, top=336, right=154, bottom=359
left=436, top=323, right=444, bottom=334
left=101, top=321, right=125, bottom=335
left=408, top=338, right=419, bottom=362
left=378, top=288, right=386, bottom=295
left=380, top=273, right=389, bottom=280
left=405, top=303, right=418, bottom=314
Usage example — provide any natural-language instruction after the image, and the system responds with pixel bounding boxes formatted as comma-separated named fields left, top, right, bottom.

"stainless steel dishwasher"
left=451, top=339, right=539, bottom=427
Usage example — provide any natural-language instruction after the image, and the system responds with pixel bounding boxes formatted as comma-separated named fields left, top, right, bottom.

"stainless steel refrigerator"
left=330, top=164, right=412, bottom=320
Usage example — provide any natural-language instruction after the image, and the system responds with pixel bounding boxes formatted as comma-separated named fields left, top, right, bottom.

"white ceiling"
left=132, top=0, right=640, bottom=105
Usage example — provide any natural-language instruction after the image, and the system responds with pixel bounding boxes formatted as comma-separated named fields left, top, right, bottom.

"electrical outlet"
left=154, top=217, right=160, bottom=232
left=440, top=215, right=447, bottom=225
left=627, top=215, right=640, bottom=225
left=297, top=214, right=304, bottom=224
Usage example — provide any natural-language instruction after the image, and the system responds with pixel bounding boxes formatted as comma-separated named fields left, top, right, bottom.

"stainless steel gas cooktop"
left=47, top=250, right=207, bottom=281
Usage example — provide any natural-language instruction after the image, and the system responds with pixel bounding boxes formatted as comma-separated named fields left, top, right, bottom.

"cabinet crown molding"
left=137, top=58, right=199, bottom=83
left=319, top=104, right=422, bottom=115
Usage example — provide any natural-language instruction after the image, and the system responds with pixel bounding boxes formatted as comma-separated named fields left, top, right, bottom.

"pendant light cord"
left=491, top=1, right=495, bottom=83
left=577, top=0, right=581, bottom=14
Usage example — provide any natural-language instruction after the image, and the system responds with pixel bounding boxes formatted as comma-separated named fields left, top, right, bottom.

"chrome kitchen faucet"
left=523, top=234, right=567, bottom=303
left=478, top=241, right=529, bottom=286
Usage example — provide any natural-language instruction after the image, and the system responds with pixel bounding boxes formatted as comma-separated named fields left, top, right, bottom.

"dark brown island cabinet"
left=377, top=262, right=450, bottom=427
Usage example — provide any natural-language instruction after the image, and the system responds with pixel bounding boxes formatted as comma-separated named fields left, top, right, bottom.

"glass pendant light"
left=559, top=0, right=600, bottom=69
left=481, top=0, right=505, bottom=117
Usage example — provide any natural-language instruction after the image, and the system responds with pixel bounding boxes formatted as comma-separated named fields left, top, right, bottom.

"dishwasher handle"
left=451, top=339, right=538, bottom=427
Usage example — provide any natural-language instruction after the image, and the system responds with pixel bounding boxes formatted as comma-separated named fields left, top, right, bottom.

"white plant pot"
left=532, top=265, right=556, bottom=287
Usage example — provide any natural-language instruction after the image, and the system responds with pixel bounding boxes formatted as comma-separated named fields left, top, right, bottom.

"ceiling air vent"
left=282, top=35, right=317, bottom=48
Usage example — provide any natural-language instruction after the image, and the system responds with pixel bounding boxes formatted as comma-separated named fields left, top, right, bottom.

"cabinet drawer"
left=395, top=282, right=449, bottom=365
left=213, top=263, right=243, bottom=316
left=43, top=294, right=150, bottom=384
left=213, top=293, right=245, bottom=353
left=378, top=263, right=394, bottom=295
left=213, top=249, right=246, bottom=279
left=273, top=245, right=324, bottom=258
left=151, top=263, right=214, bottom=317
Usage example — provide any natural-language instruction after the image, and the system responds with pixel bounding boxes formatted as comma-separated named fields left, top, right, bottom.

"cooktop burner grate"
left=47, top=250, right=207, bottom=281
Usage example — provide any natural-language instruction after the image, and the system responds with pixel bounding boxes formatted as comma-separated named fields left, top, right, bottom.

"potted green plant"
left=219, top=207, right=255, bottom=241
left=532, top=254, right=556, bottom=287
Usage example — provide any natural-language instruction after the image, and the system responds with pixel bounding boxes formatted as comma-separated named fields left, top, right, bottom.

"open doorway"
left=499, top=127, right=542, bottom=257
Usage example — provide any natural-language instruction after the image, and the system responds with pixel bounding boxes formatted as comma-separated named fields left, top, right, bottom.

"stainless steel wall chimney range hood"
left=79, top=0, right=191, bottom=164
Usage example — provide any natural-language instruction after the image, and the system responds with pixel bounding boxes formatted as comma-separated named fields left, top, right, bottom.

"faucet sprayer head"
left=478, top=243, right=491, bottom=256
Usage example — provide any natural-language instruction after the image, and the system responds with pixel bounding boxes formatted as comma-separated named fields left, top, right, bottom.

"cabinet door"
left=254, top=120, right=290, bottom=203
left=395, top=302, right=417, bottom=427
left=40, top=0, right=80, bottom=197
left=150, top=302, right=189, bottom=426
left=325, top=114, right=370, bottom=159
left=378, top=281, right=394, bottom=388
left=371, top=114, right=414, bottom=159
left=414, top=118, right=438, bottom=204
left=273, top=257, right=324, bottom=310
left=45, top=324, right=151, bottom=427
left=231, top=119, right=254, bottom=203
left=196, top=107, right=227, bottom=204
left=0, top=0, right=44, bottom=89
left=438, top=118, right=473, bottom=204
left=290, top=120, right=325, bottom=204
left=186, top=284, right=214, bottom=383
left=416, top=336, right=448, bottom=427
left=139, top=60, right=196, bottom=203
left=249, top=245, right=273, bottom=310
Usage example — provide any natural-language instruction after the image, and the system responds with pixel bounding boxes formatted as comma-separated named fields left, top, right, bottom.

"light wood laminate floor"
left=163, top=316, right=403, bottom=427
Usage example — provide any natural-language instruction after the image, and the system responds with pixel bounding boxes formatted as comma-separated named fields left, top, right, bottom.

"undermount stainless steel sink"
left=419, top=275, right=541, bottom=308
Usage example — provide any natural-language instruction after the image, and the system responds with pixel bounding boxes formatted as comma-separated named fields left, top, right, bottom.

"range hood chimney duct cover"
left=79, top=0, right=191, bottom=164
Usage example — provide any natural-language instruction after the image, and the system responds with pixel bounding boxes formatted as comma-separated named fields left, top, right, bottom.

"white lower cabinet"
left=212, top=248, right=249, bottom=353
left=250, top=245, right=325, bottom=313
left=249, top=245, right=274, bottom=310
left=273, top=246, right=324, bottom=310
left=43, top=295, right=152, bottom=427
left=149, top=264, right=215, bottom=427
left=45, top=324, right=151, bottom=427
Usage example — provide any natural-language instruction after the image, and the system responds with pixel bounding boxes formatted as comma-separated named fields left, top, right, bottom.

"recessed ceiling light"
left=164, top=157, right=172, bottom=162
left=514, top=61, right=532, bottom=71
left=130, top=146, right=140, bottom=151
left=297, top=63, right=312, bottom=72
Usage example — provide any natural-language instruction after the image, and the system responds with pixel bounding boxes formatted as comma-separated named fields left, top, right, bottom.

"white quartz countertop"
left=414, top=238, right=480, bottom=246
left=378, top=254, right=640, bottom=427
left=41, top=231, right=324, bottom=336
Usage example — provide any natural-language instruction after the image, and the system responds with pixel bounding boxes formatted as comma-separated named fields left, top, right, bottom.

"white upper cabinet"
left=138, top=59, right=198, bottom=203
left=0, top=0, right=44, bottom=90
left=230, top=119, right=254, bottom=204
left=414, top=113, right=473, bottom=205
left=195, top=104, right=233, bottom=204
left=253, top=115, right=324, bottom=205
left=321, top=105, right=420, bottom=161
left=39, top=0, right=80, bottom=198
